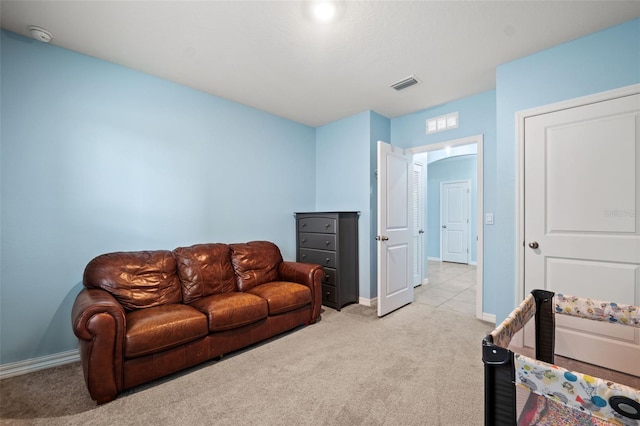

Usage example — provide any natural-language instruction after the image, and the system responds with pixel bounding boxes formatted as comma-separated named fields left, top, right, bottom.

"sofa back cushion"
left=229, top=241, right=282, bottom=292
left=83, top=250, right=182, bottom=310
left=173, top=243, right=237, bottom=304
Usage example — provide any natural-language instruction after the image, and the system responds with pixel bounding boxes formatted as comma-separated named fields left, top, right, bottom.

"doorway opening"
left=409, top=135, right=484, bottom=320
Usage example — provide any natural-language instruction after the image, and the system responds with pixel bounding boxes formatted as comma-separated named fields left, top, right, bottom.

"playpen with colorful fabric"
left=483, top=290, right=640, bottom=425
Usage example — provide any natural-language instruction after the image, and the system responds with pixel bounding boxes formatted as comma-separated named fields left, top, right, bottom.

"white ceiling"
left=2, top=1, right=639, bottom=127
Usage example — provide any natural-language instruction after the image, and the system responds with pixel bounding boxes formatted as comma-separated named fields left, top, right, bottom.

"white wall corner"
left=481, top=312, right=496, bottom=325
left=359, top=296, right=377, bottom=307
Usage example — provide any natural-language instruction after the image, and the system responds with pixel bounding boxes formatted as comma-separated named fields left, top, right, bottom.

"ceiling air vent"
left=391, top=76, right=419, bottom=91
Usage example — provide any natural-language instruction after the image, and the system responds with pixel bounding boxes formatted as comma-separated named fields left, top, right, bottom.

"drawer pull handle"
left=302, top=239, right=307, bottom=243
left=325, top=258, right=330, bottom=263
left=302, top=254, right=307, bottom=259
left=326, top=291, right=331, bottom=296
left=325, top=224, right=330, bottom=228
left=325, top=241, right=330, bottom=245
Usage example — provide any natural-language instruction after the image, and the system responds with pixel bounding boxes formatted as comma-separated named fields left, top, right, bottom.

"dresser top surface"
left=295, top=211, right=360, bottom=215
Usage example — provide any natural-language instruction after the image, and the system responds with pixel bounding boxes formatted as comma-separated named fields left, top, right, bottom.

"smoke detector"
left=28, top=26, right=53, bottom=43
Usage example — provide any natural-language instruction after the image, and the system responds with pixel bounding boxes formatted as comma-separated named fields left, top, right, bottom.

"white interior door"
left=412, top=161, right=425, bottom=286
left=441, top=181, right=469, bottom=264
left=377, top=141, right=413, bottom=317
left=523, top=92, right=640, bottom=375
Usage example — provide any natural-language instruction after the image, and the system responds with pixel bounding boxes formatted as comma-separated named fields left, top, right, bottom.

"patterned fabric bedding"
left=489, top=292, right=536, bottom=349
left=515, top=354, right=639, bottom=425
left=555, top=294, right=640, bottom=328
left=486, top=292, right=640, bottom=426
left=518, top=392, right=612, bottom=426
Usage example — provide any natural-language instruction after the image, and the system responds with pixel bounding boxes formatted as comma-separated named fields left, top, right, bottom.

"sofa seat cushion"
left=247, top=281, right=311, bottom=315
left=125, top=304, right=208, bottom=358
left=189, top=292, right=268, bottom=332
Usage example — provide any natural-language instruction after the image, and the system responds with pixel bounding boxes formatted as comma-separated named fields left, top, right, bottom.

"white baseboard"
left=359, top=296, right=377, bottom=307
left=0, top=349, right=80, bottom=380
left=481, top=312, right=496, bottom=324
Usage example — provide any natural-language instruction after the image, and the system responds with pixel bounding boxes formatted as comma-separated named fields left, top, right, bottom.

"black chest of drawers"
left=295, top=212, right=359, bottom=311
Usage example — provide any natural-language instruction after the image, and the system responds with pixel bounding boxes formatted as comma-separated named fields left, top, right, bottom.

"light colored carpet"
left=0, top=302, right=495, bottom=426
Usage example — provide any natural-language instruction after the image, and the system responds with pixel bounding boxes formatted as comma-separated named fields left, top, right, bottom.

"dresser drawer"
left=322, top=284, right=337, bottom=305
left=299, top=248, right=336, bottom=268
left=299, top=233, right=336, bottom=251
left=322, top=267, right=338, bottom=286
left=298, top=217, right=336, bottom=234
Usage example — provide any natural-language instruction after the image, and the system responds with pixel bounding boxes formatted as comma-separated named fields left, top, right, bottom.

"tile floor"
left=414, top=260, right=477, bottom=316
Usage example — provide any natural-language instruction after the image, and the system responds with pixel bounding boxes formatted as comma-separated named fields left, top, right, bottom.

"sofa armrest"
left=278, top=261, right=324, bottom=323
left=71, top=288, right=126, bottom=404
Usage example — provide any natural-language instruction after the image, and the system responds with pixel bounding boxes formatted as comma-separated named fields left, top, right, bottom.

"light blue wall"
left=390, top=91, right=496, bottom=314
left=0, top=31, right=316, bottom=364
left=492, top=18, right=640, bottom=324
left=315, top=110, right=389, bottom=300
left=426, top=155, right=478, bottom=263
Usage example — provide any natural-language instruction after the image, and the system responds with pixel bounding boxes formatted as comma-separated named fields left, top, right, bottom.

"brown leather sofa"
left=72, top=241, right=323, bottom=404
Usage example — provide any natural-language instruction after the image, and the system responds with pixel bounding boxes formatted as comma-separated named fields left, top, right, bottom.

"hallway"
left=414, top=260, right=477, bottom=316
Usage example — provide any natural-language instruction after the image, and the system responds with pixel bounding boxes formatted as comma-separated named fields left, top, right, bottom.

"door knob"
left=528, top=241, right=539, bottom=249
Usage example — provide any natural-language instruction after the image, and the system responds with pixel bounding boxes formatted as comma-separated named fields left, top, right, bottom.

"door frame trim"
left=413, top=160, right=426, bottom=286
left=409, top=134, right=483, bottom=320
left=515, top=84, right=640, bottom=314
left=440, top=179, right=471, bottom=264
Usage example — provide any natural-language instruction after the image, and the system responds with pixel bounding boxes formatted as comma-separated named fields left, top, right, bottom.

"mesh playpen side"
left=483, top=289, right=640, bottom=425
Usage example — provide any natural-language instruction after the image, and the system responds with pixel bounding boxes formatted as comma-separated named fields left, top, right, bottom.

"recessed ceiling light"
left=313, top=2, right=336, bottom=22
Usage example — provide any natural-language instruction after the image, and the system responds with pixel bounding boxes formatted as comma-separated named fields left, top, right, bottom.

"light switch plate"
left=485, top=213, right=494, bottom=225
